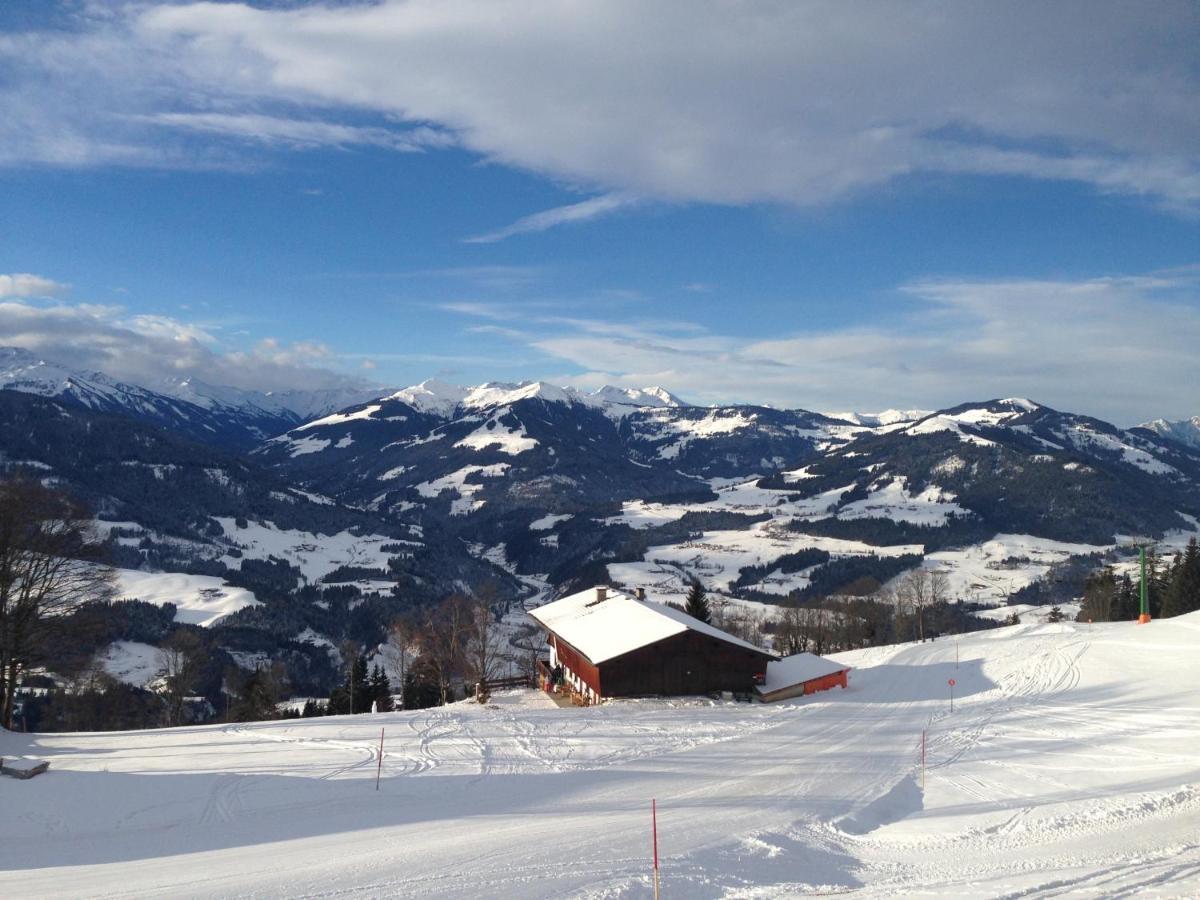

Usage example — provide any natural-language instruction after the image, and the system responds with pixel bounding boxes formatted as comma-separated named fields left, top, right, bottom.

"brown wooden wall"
left=597, top=630, right=773, bottom=697
left=551, top=635, right=602, bottom=696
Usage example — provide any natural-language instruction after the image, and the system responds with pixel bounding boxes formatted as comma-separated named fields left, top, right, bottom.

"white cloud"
left=0, top=273, right=69, bottom=299
left=0, top=298, right=372, bottom=394
left=488, top=270, right=1200, bottom=425
left=1, top=2, right=1196, bottom=209
left=464, top=194, right=638, bottom=243
left=138, top=112, right=453, bottom=153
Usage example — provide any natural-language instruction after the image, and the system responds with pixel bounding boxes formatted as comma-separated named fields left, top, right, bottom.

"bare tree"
left=775, top=605, right=807, bottom=655
left=465, top=588, right=505, bottom=703
left=0, top=478, right=115, bottom=728
left=423, top=594, right=470, bottom=705
left=382, top=616, right=416, bottom=709
left=157, top=630, right=205, bottom=727
left=896, top=569, right=933, bottom=642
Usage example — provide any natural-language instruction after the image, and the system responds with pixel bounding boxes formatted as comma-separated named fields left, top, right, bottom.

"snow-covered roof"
left=530, top=586, right=772, bottom=664
left=757, top=653, right=849, bottom=695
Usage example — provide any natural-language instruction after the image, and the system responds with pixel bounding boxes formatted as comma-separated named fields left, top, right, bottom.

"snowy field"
left=113, top=569, right=260, bottom=627
left=4, top=614, right=1200, bottom=898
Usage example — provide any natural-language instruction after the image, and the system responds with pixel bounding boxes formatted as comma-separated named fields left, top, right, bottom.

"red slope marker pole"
left=652, top=798, right=660, bottom=900
left=948, top=678, right=956, bottom=713
left=921, top=729, right=926, bottom=790
left=375, top=728, right=385, bottom=791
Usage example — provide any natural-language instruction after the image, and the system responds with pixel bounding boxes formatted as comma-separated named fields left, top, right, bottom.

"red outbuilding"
left=755, top=652, right=850, bottom=702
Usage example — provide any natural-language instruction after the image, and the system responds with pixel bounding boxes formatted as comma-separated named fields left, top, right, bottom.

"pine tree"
left=1046, top=606, right=1064, bottom=623
left=684, top=580, right=711, bottom=624
left=351, top=654, right=369, bottom=713
left=1163, top=538, right=1200, bottom=617
left=1114, top=572, right=1137, bottom=621
left=369, top=664, right=394, bottom=712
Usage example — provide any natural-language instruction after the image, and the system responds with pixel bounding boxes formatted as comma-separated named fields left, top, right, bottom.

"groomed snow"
left=5, top=615, right=1200, bottom=897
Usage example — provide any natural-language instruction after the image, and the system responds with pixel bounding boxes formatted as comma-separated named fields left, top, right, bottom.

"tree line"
left=1078, top=540, right=1200, bottom=622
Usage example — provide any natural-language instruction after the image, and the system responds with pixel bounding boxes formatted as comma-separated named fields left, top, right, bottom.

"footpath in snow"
left=3, top=614, right=1200, bottom=898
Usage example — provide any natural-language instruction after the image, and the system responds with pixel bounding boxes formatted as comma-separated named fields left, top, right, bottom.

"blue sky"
left=1, top=1, right=1198, bottom=424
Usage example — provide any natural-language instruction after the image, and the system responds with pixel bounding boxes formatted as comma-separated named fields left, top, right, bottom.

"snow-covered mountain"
left=826, top=408, right=931, bottom=427
left=385, top=378, right=685, bottom=420
left=5, top=347, right=1199, bottom=654
left=0, top=346, right=384, bottom=448
left=1141, top=415, right=1200, bottom=450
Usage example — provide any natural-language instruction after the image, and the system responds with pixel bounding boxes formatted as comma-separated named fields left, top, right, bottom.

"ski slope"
left=3, top=614, right=1199, bottom=898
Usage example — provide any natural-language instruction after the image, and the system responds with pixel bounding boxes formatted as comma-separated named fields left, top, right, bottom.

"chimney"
left=596, top=586, right=607, bottom=602
left=635, top=587, right=646, bottom=601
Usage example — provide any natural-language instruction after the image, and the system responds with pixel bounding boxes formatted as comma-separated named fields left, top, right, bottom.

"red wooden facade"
left=802, top=669, right=848, bottom=695
left=548, top=627, right=774, bottom=699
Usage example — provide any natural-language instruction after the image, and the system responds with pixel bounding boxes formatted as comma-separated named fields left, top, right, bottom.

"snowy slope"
left=1142, top=415, right=1200, bottom=450
left=384, top=378, right=684, bottom=420
left=6, top=615, right=1199, bottom=898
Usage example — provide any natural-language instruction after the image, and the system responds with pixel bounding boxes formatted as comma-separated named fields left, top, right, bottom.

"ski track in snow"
left=4, top=615, right=1200, bottom=898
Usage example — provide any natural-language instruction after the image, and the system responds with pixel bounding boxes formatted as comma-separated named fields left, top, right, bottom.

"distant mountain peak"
left=387, top=379, right=470, bottom=416
left=384, top=377, right=688, bottom=419
left=828, top=408, right=931, bottom=427
left=1141, top=415, right=1200, bottom=450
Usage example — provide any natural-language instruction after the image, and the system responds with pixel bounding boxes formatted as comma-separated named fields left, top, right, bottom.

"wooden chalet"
left=529, top=586, right=776, bottom=703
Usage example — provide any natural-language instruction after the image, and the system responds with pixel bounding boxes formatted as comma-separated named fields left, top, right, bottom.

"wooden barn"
left=755, top=652, right=850, bottom=703
left=530, top=586, right=776, bottom=702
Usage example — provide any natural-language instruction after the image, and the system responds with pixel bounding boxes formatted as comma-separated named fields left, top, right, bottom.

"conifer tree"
left=1163, top=538, right=1200, bottom=617
left=369, top=664, right=394, bottom=712
left=684, top=579, right=711, bottom=624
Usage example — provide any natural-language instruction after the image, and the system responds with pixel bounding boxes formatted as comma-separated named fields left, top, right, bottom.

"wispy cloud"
left=464, top=194, right=639, bottom=243
left=138, top=112, right=454, bottom=153
left=447, top=268, right=1200, bottom=425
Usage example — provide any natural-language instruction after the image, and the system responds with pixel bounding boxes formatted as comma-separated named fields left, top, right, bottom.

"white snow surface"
left=386, top=378, right=684, bottom=420
left=529, top=513, right=573, bottom=531
left=99, top=641, right=162, bottom=688
left=5, top=615, right=1200, bottom=897
left=214, top=519, right=397, bottom=582
left=828, top=408, right=932, bottom=427
left=453, top=415, right=539, bottom=455
left=414, top=463, right=510, bottom=515
left=909, top=534, right=1112, bottom=605
left=295, top=404, right=383, bottom=431
left=837, top=476, right=967, bottom=525
left=529, top=586, right=769, bottom=664
left=114, top=569, right=260, bottom=627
